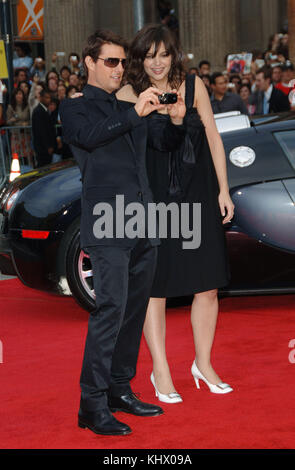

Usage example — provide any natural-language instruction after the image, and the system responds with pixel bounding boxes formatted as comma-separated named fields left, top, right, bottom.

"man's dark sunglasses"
left=97, top=57, right=126, bottom=68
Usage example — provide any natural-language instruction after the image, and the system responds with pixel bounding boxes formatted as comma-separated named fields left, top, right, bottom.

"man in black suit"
left=59, top=30, right=186, bottom=436
left=31, top=89, right=56, bottom=167
left=251, top=65, right=290, bottom=114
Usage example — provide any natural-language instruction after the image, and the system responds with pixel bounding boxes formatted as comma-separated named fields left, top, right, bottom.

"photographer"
left=30, top=57, right=46, bottom=82
left=68, top=52, right=83, bottom=75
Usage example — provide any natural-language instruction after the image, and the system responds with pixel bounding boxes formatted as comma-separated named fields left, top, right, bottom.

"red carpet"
left=1, top=278, right=295, bottom=449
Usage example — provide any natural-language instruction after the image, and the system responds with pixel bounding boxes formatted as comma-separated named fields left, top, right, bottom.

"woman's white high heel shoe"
left=191, top=361, right=233, bottom=394
left=150, top=372, right=183, bottom=404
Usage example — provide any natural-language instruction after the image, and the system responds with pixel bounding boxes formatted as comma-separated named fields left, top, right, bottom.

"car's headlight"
left=0, top=187, right=10, bottom=212
left=4, top=189, right=20, bottom=212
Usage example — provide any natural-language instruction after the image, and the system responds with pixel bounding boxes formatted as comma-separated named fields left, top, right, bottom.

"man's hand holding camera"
left=134, top=87, right=165, bottom=117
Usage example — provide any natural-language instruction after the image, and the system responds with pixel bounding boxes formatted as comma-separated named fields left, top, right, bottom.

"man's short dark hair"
left=60, top=65, right=71, bottom=74
left=40, top=88, right=51, bottom=98
left=230, top=74, right=241, bottom=85
left=50, top=97, right=59, bottom=106
left=14, top=68, right=27, bottom=78
left=240, top=83, right=251, bottom=93
left=257, top=65, right=272, bottom=81
left=210, top=72, right=223, bottom=85
left=14, top=41, right=31, bottom=55
left=198, top=60, right=210, bottom=69
left=82, top=30, right=129, bottom=79
left=272, top=64, right=283, bottom=71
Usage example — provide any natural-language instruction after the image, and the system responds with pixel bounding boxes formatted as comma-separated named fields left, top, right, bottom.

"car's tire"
left=63, top=221, right=193, bottom=312
left=66, top=225, right=96, bottom=312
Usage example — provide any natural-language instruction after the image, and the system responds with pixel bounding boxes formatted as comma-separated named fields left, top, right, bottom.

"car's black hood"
left=222, top=121, right=295, bottom=190
left=5, top=118, right=295, bottom=201
left=1, top=159, right=82, bottom=230
left=11, top=158, right=80, bottom=191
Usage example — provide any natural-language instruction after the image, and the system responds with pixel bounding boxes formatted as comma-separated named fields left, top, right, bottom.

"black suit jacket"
left=31, top=103, right=56, bottom=165
left=59, top=84, right=185, bottom=248
left=268, top=86, right=291, bottom=113
left=251, top=86, right=290, bottom=114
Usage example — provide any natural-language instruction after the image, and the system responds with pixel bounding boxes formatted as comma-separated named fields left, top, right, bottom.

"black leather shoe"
left=108, top=393, right=163, bottom=417
left=78, top=408, right=132, bottom=435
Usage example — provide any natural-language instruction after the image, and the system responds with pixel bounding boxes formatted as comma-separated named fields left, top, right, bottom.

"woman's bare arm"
left=116, top=84, right=137, bottom=103
left=193, top=76, right=234, bottom=223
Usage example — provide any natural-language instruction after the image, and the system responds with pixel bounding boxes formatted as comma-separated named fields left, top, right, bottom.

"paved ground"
left=0, top=273, right=15, bottom=280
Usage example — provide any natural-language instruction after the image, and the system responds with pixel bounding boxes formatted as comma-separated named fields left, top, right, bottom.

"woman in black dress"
left=118, top=24, right=235, bottom=401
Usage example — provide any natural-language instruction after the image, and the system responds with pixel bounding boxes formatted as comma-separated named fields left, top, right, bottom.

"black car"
left=1, top=114, right=295, bottom=311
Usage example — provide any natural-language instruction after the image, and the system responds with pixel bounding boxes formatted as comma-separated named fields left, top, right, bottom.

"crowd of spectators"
left=0, top=32, right=294, bottom=168
left=0, top=42, right=85, bottom=166
left=189, top=32, right=295, bottom=116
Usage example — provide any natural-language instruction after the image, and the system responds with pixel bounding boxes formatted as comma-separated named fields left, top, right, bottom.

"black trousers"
left=79, top=238, right=157, bottom=411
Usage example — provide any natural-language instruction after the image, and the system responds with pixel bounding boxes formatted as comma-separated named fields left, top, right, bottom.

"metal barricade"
left=0, top=125, right=35, bottom=189
left=0, top=123, right=70, bottom=190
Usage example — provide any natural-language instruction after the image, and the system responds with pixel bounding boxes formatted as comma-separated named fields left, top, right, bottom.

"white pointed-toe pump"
left=191, top=361, right=233, bottom=394
left=150, top=372, right=183, bottom=404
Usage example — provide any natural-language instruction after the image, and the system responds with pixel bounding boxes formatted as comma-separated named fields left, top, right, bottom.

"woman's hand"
left=218, top=190, right=235, bottom=224
left=134, top=87, right=165, bottom=117
left=167, top=90, right=186, bottom=125
left=70, top=92, right=83, bottom=99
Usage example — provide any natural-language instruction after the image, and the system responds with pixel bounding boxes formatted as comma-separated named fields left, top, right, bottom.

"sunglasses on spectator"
left=97, top=57, right=126, bottom=68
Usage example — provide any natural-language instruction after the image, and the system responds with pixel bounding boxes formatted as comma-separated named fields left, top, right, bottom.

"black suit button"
left=138, top=191, right=143, bottom=200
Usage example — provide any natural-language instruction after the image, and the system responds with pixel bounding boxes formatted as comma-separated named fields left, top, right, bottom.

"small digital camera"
left=158, top=92, right=178, bottom=105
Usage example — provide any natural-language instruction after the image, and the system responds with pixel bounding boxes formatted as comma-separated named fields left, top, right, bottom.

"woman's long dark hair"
left=10, top=88, right=27, bottom=111
left=124, top=24, right=186, bottom=96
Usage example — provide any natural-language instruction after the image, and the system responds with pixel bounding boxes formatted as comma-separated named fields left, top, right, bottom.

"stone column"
left=144, top=0, right=158, bottom=24
left=178, top=0, right=240, bottom=71
left=260, top=0, right=280, bottom=49
left=238, top=0, right=283, bottom=56
left=120, top=0, right=134, bottom=41
left=44, top=0, right=100, bottom=71
left=120, top=0, right=158, bottom=42
left=288, top=0, right=295, bottom=64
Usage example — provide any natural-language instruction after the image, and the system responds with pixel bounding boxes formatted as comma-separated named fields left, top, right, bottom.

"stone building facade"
left=41, top=0, right=287, bottom=72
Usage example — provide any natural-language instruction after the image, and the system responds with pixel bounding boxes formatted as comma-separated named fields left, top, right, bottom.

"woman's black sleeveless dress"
left=145, top=74, right=231, bottom=298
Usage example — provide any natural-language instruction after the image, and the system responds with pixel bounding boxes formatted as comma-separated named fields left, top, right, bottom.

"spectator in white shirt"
left=13, top=43, right=33, bottom=71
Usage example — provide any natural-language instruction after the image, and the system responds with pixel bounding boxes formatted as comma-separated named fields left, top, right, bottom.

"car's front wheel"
left=66, top=227, right=96, bottom=312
